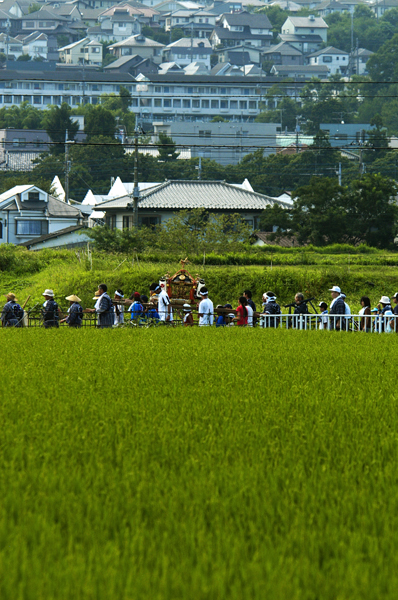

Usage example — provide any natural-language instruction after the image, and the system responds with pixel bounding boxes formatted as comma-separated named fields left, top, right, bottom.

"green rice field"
left=1, top=327, right=398, bottom=600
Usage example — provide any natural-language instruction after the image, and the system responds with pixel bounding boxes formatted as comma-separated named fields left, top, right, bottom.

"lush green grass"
left=1, top=328, right=398, bottom=599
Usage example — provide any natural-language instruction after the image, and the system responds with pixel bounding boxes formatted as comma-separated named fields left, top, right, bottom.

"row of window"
left=154, top=86, right=253, bottom=95
left=16, top=220, right=48, bottom=236
left=0, top=94, right=261, bottom=111
left=135, top=97, right=258, bottom=110
left=0, top=82, right=128, bottom=92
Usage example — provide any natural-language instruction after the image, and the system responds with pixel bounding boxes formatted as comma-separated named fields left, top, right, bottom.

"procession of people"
left=2, top=282, right=398, bottom=332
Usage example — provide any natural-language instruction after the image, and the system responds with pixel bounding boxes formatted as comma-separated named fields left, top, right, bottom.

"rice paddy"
left=1, top=327, right=398, bottom=600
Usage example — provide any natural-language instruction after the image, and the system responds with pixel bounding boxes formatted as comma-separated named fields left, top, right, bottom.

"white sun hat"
left=379, top=296, right=391, bottom=304
left=328, top=286, right=341, bottom=293
left=42, top=289, right=54, bottom=297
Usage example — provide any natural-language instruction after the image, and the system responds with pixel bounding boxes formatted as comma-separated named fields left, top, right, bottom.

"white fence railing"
left=258, top=313, right=398, bottom=333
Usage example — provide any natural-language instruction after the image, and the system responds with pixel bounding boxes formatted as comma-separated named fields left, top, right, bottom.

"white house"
left=58, top=38, right=103, bottom=67
left=108, top=34, right=165, bottom=64
left=0, top=185, right=83, bottom=245
left=280, top=15, right=328, bottom=54
left=0, top=33, right=23, bottom=59
left=21, top=31, right=49, bottom=60
left=307, top=46, right=349, bottom=75
left=162, top=38, right=212, bottom=68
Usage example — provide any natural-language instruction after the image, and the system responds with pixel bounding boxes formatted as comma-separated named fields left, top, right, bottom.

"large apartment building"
left=0, top=69, right=304, bottom=122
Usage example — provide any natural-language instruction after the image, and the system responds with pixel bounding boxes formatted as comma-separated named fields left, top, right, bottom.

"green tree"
left=42, top=103, right=79, bottom=154
left=84, top=105, right=116, bottom=140
left=367, top=33, right=398, bottom=81
left=346, top=174, right=398, bottom=247
left=171, top=28, right=186, bottom=42
left=259, top=204, right=292, bottom=233
left=291, top=177, right=348, bottom=245
left=157, top=133, right=180, bottom=161
left=17, top=54, right=31, bottom=61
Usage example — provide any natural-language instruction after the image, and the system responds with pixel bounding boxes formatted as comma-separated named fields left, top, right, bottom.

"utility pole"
left=6, top=18, right=10, bottom=63
left=356, top=37, right=359, bottom=77
left=132, top=126, right=140, bottom=229
left=197, top=155, right=202, bottom=180
left=295, top=115, right=301, bottom=154
left=190, top=21, right=193, bottom=64
left=338, top=162, right=342, bottom=186
left=64, top=129, right=73, bottom=205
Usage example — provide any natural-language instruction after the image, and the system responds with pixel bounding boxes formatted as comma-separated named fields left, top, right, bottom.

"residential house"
left=270, top=63, right=329, bottom=78
left=165, top=9, right=216, bottom=38
left=104, top=54, right=158, bottom=76
left=266, top=0, right=302, bottom=12
left=88, top=9, right=142, bottom=42
left=262, top=41, right=304, bottom=67
left=210, top=11, right=273, bottom=50
left=98, top=3, right=161, bottom=27
left=350, top=47, right=373, bottom=75
left=58, top=38, right=103, bottom=67
left=0, top=185, right=83, bottom=245
left=319, top=123, right=373, bottom=147
left=370, top=0, right=397, bottom=18
left=210, top=61, right=246, bottom=75
left=162, top=37, right=212, bottom=68
left=307, top=46, right=349, bottom=75
left=317, top=0, right=350, bottom=17
left=152, top=1, right=205, bottom=12
left=20, top=225, right=91, bottom=250
left=108, top=34, right=165, bottom=64
left=42, top=1, right=83, bottom=22
left=21, top=31, right=49, bottom=60
left=214, top=44, right=263, bottom=65
left=95, top=179, right=290, bottom=231
left=0, top=128, right=51, bottom=172
left=20, top=9, right=71, bottom=34
left=0, top=33, right=23, bottom=59
left=279, top=15, right=328, bottom=54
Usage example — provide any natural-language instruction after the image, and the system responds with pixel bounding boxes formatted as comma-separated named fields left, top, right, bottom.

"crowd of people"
left=1, top=283, right=398, bottom=332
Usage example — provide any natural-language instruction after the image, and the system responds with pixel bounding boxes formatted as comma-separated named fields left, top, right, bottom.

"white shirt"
left=330, top=294, right=342, bottom=309
left=344, top=303, right=351, bottom=316
left=158, top=290, right=172, bottom=322
left=114, top=303, right=124, bottom=325
left=94, top=294, right=103, bottom=311
left=246, top=304, right=253, bottom=327
left=199, top=297, right=214, bottom=326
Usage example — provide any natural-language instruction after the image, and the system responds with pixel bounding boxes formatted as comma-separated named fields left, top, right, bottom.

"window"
left=183, top=99, right=190, bottom=108
left=33, top=96, right=42, bottom=104
left=173, top=98, right=181, bottom=107
left=155, top=86, right=161, bottom=93
left=210, top=87, right=217, bottom=94
left=323, top=56, right=332, bottom=63
left=154, top=98, right=162, bottom=107
left=192, top=99, right=200, bottom=108
left=14, top=95, right=22, bottom=104
left=140, top=98, right=151, bottom=106
left=139, top=215, right=160, bottom=228
left=123, top=216, right=131, bottom=229
left=230, top=100, right=238, bottom=109
left=199, top=130, right=211, bottom=138
left=220, top=100, right=228, bottom=109
left=105, top=215, right=116, bottom=229
left=91, top=47, right=100, bottom=53
left=243, top=88, right=249, bottom=95
left=249, top=101, right=256, bottom=110
left=201, top=99, right=209, bottom=108
left=0, top=221, right=2, bottom=239
left=4, top=95, right=12, bottom=104
left=239, top=101, right=247, bottom=110
left=16, top=220, right=45, bottom=235
left=164, top=99, right=171, bottom=107
left=211, top=99, right=219, bottom=109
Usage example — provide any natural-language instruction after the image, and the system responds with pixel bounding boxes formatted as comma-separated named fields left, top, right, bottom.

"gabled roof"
left=0, top=185, right=33, bottom=202
left=221, top=10, right=272, bottom=29
left=263, top=41, right=303, bottom=56
left=22, top=31, right=48, bottom=43
left=96, top=180, right=290, bottom=211
left=22, top=9, right=68, bottom=21
left=211, top=26, right=273, bottom=41
left=308, top=45, right=349, bottom=57
left=58, top=37, right=90, bottom=51
left=317, top=0, right=349, bottom=9
left=286, top=16, right=328, bottom=27
left=165, top=37, right=211, bottom=49
left=0, top=33, right=22, bottom=45
left=108, top=34, right=165, bottom=48
left=104, top=54, right=143, bottom=69
left=279, top=33, right=324, bottom=43
left=19, top=225, right=87, bottom=248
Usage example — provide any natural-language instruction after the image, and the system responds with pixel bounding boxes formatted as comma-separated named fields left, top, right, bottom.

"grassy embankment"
left=1, top=328, right=398, bottom=600
left=1, top=246, right=398, bottom=312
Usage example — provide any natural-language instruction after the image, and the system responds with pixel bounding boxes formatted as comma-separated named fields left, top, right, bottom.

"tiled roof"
left=19, top=225, right=86, bottom=247
left=221, top=11, right=272, bottom=29
left=96, top=180, right=291, bottom=211
left=109, top=34, right=165, bottom=48
left=212, top=26, right=272, bottom=41
left=263, top=42, right=303, bottom=56
left=308, top=45, right=348, bottom=57
left=287, top=16, right=328, bottom=27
